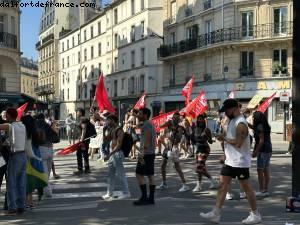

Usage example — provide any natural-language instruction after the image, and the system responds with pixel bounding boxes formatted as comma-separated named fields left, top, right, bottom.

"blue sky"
left=20, top=6, right=42, bottom=61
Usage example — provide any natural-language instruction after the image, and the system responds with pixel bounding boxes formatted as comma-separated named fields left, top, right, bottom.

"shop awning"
left=0, top=93, right=24, bottom=104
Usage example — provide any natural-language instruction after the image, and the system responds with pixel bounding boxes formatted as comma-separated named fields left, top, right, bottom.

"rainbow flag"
left=26, top=145, right=47, bottom=198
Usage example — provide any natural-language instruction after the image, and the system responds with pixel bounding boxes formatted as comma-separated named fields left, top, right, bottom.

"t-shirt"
left=9, top=122, right=26, bottom=153
left=140, top=120, right=156, bottom=155
left=254, top=124, right=272, bottom=153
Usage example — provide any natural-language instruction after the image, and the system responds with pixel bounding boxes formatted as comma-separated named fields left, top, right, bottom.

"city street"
left=0, top=137, right=299, bottom=225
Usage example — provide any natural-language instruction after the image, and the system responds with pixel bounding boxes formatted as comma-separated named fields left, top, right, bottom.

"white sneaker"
left=200, top=209, right=221, bottom=224
left=226, top=192, right=234, bottom=200
left=263, top=191, right=270, bottom=197
left=156, top=183, right=168, bottom=190
left=209, top=179, right=218, bottom=189
left=242, top=212, right=262, bottom=224
left=102, top=193, right=113, bottom=201
left=179, top=184, right=190, bottom=192
left=193, top=184, right=202, bottom=192
left=240, top=192, right=246, bottom=199
left=256, top=191, right=268, bottom=198
left=117, top=193, right=131, bottom=200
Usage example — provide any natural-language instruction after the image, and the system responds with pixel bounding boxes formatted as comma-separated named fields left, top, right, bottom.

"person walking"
left=157, top=112, right=190, bottom=192
left=133, top=108, right=156, bottom=205
left=252, top=111, right=272, bottom=198
left=65, top=114, right=75, bottom=145
left=200, top=99, right=262, bottom=224
left=102, top=114, right=130, bottom=200
left=0, top=108, right=27, bottom=215
left=192, top=114, right=217, bottom=192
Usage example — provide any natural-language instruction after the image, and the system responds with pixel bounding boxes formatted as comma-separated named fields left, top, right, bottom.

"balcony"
left=42, top=33, right=54, bottom=44
left=35, top=41, right=41, bottom=49
left=0, top=78, right=6, bottom=92
left=0, top=32, right=17, bottom=49
left=34, top=84, right=55, bottom=96
left=59, top=29, right=72, bottom=38
left=158, top=22, right=293, bottom=59
left=203, top=0, right=212, bottom=11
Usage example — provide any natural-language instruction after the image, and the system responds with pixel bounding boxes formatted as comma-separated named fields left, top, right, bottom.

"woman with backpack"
left=102, top=114, right=130, bottom=201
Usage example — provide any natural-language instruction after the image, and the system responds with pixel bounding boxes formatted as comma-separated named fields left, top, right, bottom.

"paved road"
left=0, top=140, right=299, bottom=225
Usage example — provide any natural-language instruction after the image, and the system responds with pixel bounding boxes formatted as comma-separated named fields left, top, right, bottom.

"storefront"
left=162, top=78, right=292, bottom=133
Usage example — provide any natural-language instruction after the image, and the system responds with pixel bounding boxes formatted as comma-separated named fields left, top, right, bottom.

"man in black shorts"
left=133, top=108, right=156, bottom=206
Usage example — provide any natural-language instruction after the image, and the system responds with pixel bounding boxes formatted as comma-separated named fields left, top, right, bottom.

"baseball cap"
left=219, top=99, right=239, bottom=112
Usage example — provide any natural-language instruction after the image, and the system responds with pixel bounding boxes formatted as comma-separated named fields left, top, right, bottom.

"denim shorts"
left=257, top=152, right=272, bottom=169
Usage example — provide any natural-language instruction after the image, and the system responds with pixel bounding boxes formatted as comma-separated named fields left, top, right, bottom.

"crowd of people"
left=0, top=98, right=274, bottom=224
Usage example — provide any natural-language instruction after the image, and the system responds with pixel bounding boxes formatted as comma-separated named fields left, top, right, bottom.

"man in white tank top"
left=200, top=99, right=262, bottom=224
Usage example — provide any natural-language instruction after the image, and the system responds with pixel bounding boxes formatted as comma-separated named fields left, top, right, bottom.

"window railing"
left=42, top=33, right=54, bottom=44
left=158, top=22, right=293, bottom=58
left=0, top=32, right=17, bottom=49
left=239, top=67, right=254, bottom=77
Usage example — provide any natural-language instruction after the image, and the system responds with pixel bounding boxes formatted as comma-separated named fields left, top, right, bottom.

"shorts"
left=257, top=152, right=272, bottom=169
left=196, top=151, right=210, bottom=174
left=135, top=154, right=155, bottom=176
left=162, top=147, right=180, bottom=163
left=220, top=165, right=250, bottom=180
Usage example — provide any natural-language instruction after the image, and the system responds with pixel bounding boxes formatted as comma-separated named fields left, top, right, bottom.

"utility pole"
left=292, top=0, right=300, bottom=197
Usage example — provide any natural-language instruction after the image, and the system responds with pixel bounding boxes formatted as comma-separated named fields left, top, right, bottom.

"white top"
left=224, top=115, right=251, bottom=168
left=9, top=122, right=26, bottom=153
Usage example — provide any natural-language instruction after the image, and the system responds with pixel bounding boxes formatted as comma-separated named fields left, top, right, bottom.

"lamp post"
left=292, top=0, right=300, bottom=197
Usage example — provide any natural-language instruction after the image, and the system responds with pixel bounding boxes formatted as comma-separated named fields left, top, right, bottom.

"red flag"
left=17, top=102, right=29, bottom=120
left=134, top=92, right=146, bottom=110
left=95, top=74, right=115, bottom=113
left=151, top=110, right=177, bottom=132
left=56, top=142, right=81, bottom=156
left=182, top=75, right=195, bottom=106
left=185, top=91, right=208, bottom=118
left=257, top=92, right=276, bottom=113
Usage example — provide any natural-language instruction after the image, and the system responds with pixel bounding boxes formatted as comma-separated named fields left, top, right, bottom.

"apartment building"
left=158, top=0, right=293, bottom=132
left=20, top=57, right=38, bottom=99
left=59, top=0, right=164, bottom=120
left=0, top=1, right=21, bottom=112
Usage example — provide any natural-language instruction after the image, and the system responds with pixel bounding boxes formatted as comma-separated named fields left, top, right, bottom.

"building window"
left=84, top=49, right=87, bottom=61
left=205, top=20, right=212, bottom=44
left=240, top=51, right=254, bottom=77
left=114, top=57, right=118, bottom=71
left=274, top=7, right=288, bottom=34
left=85, top=67, right=87, bottom=79
left=129, top=77, right=135, bottom=94
left=91, top=46, right=94, bottom=59
left=90, top=25, right=94, bottom=38
left=78, top=33, right=80, bottom=44
left=62, top=58, right=65, bottom=69
left=72, top=36, right=75, bottom=47
left=78, top=69, right=81, bottom=81
left=131, top=0, right=135, bottom=15
left=67, top=40, right=69, bottom=49
left=91, top=65, right=94, bottom=78
left=62, top=89, right=64, bottom=101
left=140, top=75, right=145, bottom=92
left=273, top=49, right=288, bottom=76
left=62, top=42, right=64, bottom=52
left=131, top=50, right=135, bottom=68
left=186, top=26, right=193, bottom=39
left=98, top=42, right=101, bottom=56
left=98, top=21, right=101, bottom=35
left=114, top=8, right=118, bottom=25
left=141, top=21, right=145, bottom=38
left=67, top=56, right=69, bottom=67
left=170, top=64, right=176, bottom=85
left=141, top=48, right=145, bottom=66
left=67, top=88, right=69, bottom=100
left=141, top=0, right=144, bottom=10
left=113, top=80, right=118, bottom=97
left=170, top=32, right=176, bottom=44
left=62, top=73, right=65, bottom=84
left=98, top=63, right=102, bottom=74
left=131, top=25, right=135, bottom=42
left=78, top=51, right=81, bottom=63
left=84, top=30, right=87, bottom=41
left=203, top=0, right=212, bottom=10
left=11, top=16, right=15, bottom=34
left=78, top=85, right=81, bottom=99
left=114, top=33, right=118, bottom=48
left=84, top=84, right=87, bottom=99
left=121, top=78, right=125, bottom=90
left=170, top=1, right=177, bottom=23
left=242, top=11, right=254, bottom=37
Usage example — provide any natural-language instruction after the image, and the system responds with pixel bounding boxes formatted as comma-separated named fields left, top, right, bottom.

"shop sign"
left=247, top=94, right=263, bottom=109
left=280, top=92, right=290, bottom=102
left=257, top=81, right=291, bottom=90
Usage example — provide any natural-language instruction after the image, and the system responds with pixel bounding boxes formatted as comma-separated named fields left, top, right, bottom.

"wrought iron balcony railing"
left=41, top=33, right=54, bottom=44
left=0, top=32, right=17, bottom=49
left=158, top=22, right=293, bottom=59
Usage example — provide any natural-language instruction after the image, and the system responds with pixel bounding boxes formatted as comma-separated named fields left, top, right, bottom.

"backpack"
left=116, top=127, right=133, bottom=157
